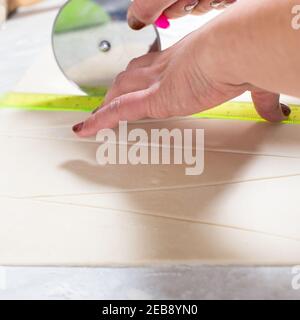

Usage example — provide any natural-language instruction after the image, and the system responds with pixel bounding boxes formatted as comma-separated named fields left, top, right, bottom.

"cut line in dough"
left=1, top=197, right=300, bottom=266
left=37, top=174, right=300, bottom=244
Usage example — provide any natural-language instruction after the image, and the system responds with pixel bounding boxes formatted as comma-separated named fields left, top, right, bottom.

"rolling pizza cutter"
left=52, top=0, right=161, bottom=96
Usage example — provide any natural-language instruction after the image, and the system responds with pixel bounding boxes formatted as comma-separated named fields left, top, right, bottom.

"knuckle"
left=114, top=71, right=127, bottom=87
left=193, top=3, right=211, bottom=14
left=109, top=96, right=123, bottom=117
left=127, top=57, right=139, bottom=70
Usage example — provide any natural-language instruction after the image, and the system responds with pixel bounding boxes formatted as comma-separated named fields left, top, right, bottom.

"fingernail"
left=224, top=0, right=237, bottom=6
left=128, top=16, right=146, bottom=30
left=184, top=0, right=200, bottom=12
left=92, top=106, right=100, bottom=114
left=155, top=14, right=170, bottom=29
left=281, top=104, right=291, bottom=117
left=72, top=122, right=84, bottom=133
left=210, top=0, right=236, bottom=8
left=210, top=0, right=224, bottom=8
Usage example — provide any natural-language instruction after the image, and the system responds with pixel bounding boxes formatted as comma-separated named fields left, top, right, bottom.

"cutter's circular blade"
left=52, top=0, right=160, bottom=96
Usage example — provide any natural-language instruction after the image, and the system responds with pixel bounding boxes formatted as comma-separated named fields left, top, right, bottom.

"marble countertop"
left=1, top=0, right=300, bottom=300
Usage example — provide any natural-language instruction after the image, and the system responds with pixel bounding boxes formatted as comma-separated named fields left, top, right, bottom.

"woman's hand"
left=73, top=0, right=300, bottom=137
left=128, top=0, right=236, bottom=30
left=73, top=27, right=289, bottom=137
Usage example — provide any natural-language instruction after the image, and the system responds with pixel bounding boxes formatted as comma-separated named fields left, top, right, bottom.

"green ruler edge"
left=1, top=92, right=300, bottom=124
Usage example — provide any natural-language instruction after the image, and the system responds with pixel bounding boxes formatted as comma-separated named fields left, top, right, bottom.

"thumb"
left=251, top=89, right=291, bottom=122
left=73, top=89, right=156, bottom=137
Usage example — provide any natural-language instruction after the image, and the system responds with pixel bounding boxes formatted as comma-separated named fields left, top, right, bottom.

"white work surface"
left=1, top=0, right=300, bottom=299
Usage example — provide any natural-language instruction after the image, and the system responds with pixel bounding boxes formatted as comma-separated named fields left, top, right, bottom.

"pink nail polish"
left=155, top=14, right=170, bottom=29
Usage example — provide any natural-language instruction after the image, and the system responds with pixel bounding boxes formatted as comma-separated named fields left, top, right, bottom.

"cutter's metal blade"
left=52, top=0, right=161, bottom=95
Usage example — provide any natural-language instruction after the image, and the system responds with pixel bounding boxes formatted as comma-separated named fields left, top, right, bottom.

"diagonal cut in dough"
left=43, top=175, right=300, bottom=242
left=1, top=197, right=300, bottom=266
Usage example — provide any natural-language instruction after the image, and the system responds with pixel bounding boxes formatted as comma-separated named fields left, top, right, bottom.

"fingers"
left=191, top=0, right=215, bottom=15
left=209, top=0, right=236, bottom=10
left=73, top=89, right=157, bottom=137
left=165, top=0, right=237, bottom=18
left=164, top=0, right=200, bottom=19
left=103, top=68, right=155, bottom=106
left=126, top=52, right=159, bottom=71
left=251, top=89, right=291, bottom=122
left=103, top=52, right=162, bottom=105
left=128, top=0, right=176, bottom=29
left=127, top=0, right=237, bottom=29
left=91, top=50, right=164, bottom=116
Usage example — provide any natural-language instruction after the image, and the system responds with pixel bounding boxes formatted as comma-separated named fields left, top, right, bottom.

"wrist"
left=190, top=6, right=248, bottom=87
left=196, top=0, right=300, bottom=95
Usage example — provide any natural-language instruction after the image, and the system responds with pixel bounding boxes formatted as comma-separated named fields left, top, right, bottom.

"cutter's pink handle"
left=155, top=14, right=170, bottom=29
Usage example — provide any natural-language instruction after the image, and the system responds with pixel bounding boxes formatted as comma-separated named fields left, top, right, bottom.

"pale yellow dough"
left=2, top=198, right=300, bottom=266
left=2, top=45, right=300, bottom=266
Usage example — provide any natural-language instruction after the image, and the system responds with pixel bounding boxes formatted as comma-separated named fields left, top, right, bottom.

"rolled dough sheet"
left=49, top=175, right=300, bottom=242
left=1, top=132, right=300, bottom=198
left=1, top=116, right=300, bottom=265
left=1, top=197, right=300, bottom=266
left=2, top=109, right=300, bottom=159
left=2, top=31, right=300, bottom=266
left=0, top=108, right=88, bottom=132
